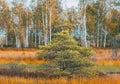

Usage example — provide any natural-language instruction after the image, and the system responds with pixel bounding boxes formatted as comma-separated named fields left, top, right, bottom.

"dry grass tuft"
left=0, top=76, right=120, bottom=84
left=0, top=50, right=46, bottom=65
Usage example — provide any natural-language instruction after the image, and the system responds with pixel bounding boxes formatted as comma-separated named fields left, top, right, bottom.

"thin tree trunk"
left=5, top=34, right=8, bottom=46
left=49, top=0, right=52, bottom=44
left=16, top=35, right=21, bottom=48
left=13, top=27, right=21, bottom=48
left=45, top=1, right=48, bottom=46
left=83, top=0, right=87, bottom=48
left=100, top=30, right=103, bottom=47
left=35, top=28, right=37, bottom=47
left=104, top=33, right=107, bottom=48
left=25, top=12, right=29, bottom=48
left=32, top=32, right=34, bottom=47
left=33, top=14, right=37, bottom=47
left=97, top=28, right=100, bottom=47
left=5, top=27, right=8, bottom=46
left=42, top=4, right=47, bottom=46
left=38, top=32, right=41, bottom=45
left=28, top=26, right=31, bottom=46
left=49, top=8, right=52, bottom=44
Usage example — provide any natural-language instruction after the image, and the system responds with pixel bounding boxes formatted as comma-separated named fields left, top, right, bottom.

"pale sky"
left=62, top=0, right=79, bottom=9
left=6, top=0, right=78, bottom=9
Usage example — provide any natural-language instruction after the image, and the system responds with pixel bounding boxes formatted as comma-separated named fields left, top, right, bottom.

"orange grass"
left=0, top=50, right=38, bottom=59
left=0, top=59, right=46, bottom=65
left=0, top=50, right=47, bottom=65
left=0, top=49, right=119, bottom=83
left=0, top=76, right=120, bottom=84
left=96, top=60, right=120, bottom=66
left=0, top=49, right=120, bottom=65
left=94, top=48, right=120, bottom=65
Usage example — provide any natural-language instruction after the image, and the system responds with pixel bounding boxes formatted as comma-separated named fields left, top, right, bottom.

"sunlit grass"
left=0, top=50, right=47, bottom=65
left=0, top=50, right=38, bottom=59
left=0, top=76, right=120, bottom=84
left=95, top=60, right=120, bottom=66
left=0, top=49, right=119, bottom=84
left=0, top=59, right=46, bottom=65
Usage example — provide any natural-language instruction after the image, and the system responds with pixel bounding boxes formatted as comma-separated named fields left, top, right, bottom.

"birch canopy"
left=0, top=0, right=119, bottom=48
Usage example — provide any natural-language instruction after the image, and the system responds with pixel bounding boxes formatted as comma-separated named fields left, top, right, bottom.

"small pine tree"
left=37, top=30, right=95, bottom=77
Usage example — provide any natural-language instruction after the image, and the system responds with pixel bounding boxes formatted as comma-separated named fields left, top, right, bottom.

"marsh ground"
left=0, top=49, right=119, bottom=84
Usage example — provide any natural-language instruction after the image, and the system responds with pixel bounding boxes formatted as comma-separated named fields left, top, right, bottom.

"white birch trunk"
left=42, top=4, right=47, bottom=46
left=100, top=30, right=103, bottom=47
left=25, top=12, right=29, bottom=48
left=16, top=35, right=21, bottom=48
left=45, top=1, right=48, bottom=46
left=38, top=32, right=41, bottom=45
left=97, top=28, right=100, bottom=47
left=5, top=27, right=8, bottom=46
left=103, top=33, right=107, bottom=48
left=13, top=27, right=21, bottom=48
left=49, top=8, right=52, bottom=44
left=83, top=0, right=87, bottom=48
left=35, top=28, right=37, bottom=47
left=97, top=9, right=100, bottom=47
left=49, top=0, right=52, bottom=44
left=5, top=34, right=8, bottom=46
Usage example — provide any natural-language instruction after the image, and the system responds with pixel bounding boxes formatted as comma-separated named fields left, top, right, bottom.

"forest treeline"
left=0, top=0, right=120, bottom=48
